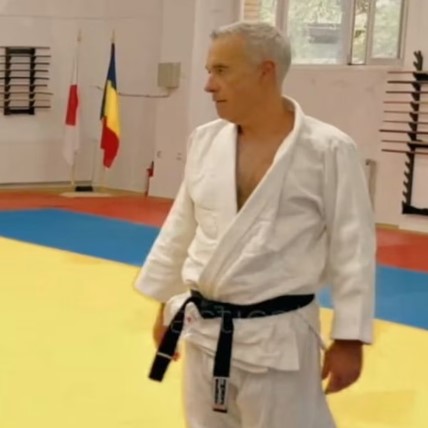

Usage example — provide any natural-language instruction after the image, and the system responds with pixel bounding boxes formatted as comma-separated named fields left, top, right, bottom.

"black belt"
left=149, top=290, right=315, bottom=413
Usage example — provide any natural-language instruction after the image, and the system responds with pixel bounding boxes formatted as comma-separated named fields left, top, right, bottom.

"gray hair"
left=210, top=21, right=292, bottom=87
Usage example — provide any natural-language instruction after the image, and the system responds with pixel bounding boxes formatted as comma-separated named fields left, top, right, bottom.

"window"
left=241, top=0, right=278, bottom=25
left=351, top=0, right=406, bottom=64
left=240, top=0, right=408, bottom=65
left=371, top=0, right=404, bottom=60
left=287, top=0, right=350, bottom=64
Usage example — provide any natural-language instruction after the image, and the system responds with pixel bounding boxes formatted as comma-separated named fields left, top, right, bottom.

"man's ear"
left=260, top=60, right=276, bottom=81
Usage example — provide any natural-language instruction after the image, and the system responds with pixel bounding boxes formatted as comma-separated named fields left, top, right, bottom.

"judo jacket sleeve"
left=322, top=136, right=376, bottom=344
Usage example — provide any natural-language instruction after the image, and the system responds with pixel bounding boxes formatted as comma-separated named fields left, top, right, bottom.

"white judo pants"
left=182, top=336, right=336, bottom=428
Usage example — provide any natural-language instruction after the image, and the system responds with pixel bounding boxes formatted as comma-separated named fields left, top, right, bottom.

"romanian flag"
left=100, top=41, right=120, bottom=168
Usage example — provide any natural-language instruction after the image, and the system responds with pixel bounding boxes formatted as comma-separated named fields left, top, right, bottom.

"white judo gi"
left=134, top=97, right=376, bottom=428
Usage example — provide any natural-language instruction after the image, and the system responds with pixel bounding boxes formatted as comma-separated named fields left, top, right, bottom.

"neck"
left=238, top=96, right=294, bottom=141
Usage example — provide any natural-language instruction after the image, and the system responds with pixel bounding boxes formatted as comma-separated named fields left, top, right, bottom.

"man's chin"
left=215, top=106, right=232, bottom=122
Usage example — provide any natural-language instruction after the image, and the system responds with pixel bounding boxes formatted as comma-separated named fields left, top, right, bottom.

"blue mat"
left=0, top=208, right=159, bottom=266
left=0, top=208, right=427, bottom=330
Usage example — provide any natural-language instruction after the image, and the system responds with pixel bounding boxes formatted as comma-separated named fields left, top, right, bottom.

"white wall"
left=0, top=0, right=162, bottom=193
left=0, top=0, right=95, bottom=184
left=149, top=0, right=239, bottom=198
left=148, top=0, right=197, bottom=198
left=284, top=67, right=385, bottom=162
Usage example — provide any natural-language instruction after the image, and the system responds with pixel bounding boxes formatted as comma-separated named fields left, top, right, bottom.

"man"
left=134, top=21, right=376, bottom=428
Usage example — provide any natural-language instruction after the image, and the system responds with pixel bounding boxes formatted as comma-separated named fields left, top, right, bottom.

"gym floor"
left=0, top=191, right=427, bottom=428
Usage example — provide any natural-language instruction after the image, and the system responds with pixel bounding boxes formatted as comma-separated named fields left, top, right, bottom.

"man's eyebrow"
left=205, top=64, right=229, bottom=71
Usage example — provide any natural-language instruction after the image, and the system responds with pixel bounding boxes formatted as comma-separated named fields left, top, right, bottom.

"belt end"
left=148, top=352, right=174, bottom=382
left=212, top=377, right=229, bottom=413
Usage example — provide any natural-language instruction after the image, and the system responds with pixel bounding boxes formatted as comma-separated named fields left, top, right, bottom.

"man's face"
left=204, top=34, right=267, bottom=124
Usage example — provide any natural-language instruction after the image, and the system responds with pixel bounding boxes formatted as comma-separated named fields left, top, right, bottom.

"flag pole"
left=98, top=28, right=118, bottom=194
left=100, top=29, right=114, bottom=192
left=100, top=29, right=115, bottom=192
left=69, top=159, right=75, bottom=189
left=101, top=166, right=106, bottom=191
left=71, top=155, right=76, bottom=188
left=69, top=28, right=82, bottom=190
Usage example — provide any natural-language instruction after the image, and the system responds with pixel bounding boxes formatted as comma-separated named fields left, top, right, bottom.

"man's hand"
left=321, top=340, right=363, bottom=394
left=153, top=304, right=180, bottom=361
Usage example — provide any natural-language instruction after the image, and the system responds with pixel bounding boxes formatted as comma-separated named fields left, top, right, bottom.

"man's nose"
left=204, top=74, right=218, bottom=93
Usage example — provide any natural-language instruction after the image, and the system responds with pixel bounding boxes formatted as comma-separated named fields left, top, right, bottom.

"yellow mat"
left=0, top=237, right=427, bottom=427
